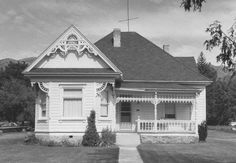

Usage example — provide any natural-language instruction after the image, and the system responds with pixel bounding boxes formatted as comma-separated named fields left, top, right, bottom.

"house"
left=23, top=25, right=211, bottom=143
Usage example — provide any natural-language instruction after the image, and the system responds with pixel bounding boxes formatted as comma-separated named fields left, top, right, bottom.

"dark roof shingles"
left=95, top=32, right=210, bottom=82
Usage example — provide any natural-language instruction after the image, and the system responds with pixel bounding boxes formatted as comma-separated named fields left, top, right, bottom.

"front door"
left=120, top=102, right=132, bottom=130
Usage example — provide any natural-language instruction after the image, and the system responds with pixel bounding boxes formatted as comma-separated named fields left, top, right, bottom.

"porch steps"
left=116, top=133, right=140, bottom=147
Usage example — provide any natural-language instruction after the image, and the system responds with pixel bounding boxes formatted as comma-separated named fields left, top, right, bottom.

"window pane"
left=101, top=91, right=108, bottom=104
left=100, top=105, right=108, bottom=117
left=165, top=103, right=175, bottom=119
left=42, top=110, right=46, bottom=117
left=165, top=103, right=175, bottom=114
left=121, top=112, right=131, bottom=122
left=63, top=99, right=82, bottom=117
left=64, top=89, right=82, bottom=97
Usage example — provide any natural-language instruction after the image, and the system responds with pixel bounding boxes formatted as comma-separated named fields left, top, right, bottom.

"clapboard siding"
left=42, top=82, right=114, bottom=133
left=196, top=87, right=206, bottom=124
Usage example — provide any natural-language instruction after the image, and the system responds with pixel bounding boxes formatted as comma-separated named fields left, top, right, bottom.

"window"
left=165, top=103, right=175, bottom=119
left=100, top=91, right=108, bottom=117
left=63, top=89, right=82, bottom=118
left=38, top=92, right=48, bottom=119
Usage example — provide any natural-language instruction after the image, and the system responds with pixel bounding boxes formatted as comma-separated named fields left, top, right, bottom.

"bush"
left=100, top=128, right=116, bottom=147
left=24, top=133, right=39, bottom=145
left=198, top=121, right=207, bottom=142
left=82, top=110, right=100, bottom=146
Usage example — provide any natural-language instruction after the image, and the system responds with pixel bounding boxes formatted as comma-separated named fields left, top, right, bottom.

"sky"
left=0, top=0, right=236, bottom=65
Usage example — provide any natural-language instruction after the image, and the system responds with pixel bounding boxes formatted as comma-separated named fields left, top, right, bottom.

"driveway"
left=137, top=130, right=236, bottom=163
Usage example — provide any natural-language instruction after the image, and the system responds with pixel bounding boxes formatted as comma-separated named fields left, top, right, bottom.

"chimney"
left=163, top=44, right=170, bottom=53
left=113, top=28, right=121, bottom=47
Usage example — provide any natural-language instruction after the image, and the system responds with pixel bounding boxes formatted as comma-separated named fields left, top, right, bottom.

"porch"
left=115, top=90, right=198, bottom=135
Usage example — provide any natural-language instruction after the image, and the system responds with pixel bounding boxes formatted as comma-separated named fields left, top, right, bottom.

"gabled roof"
left=95, top=32, right=210, bottom=82
left=23, top=25, right=121, bottom=74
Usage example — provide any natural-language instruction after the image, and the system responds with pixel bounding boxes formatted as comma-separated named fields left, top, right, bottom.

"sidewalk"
left=116, top=133, right=143, bottom=163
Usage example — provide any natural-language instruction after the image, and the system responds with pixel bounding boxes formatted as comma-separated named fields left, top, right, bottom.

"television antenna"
left=119, top=0, right=138, bottom=31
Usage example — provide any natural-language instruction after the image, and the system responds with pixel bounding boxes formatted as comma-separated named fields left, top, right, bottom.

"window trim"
left=38, top=92, right=49, bottom=121
left=59, top=85, right=85, bottom=120
left=100, top=90, right=109, bottom=118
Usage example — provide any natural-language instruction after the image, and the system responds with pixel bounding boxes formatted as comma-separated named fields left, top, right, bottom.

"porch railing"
left=137, top=119, right=196, bottom=133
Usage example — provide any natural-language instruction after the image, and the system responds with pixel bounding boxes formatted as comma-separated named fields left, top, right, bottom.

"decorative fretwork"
left=116, top=92, right=194, bottom=104
left=38, top=82, right=49, bottom=93
left=47, top=30, right=99, bottom=57
left=96, top=82, right=108, bottom=96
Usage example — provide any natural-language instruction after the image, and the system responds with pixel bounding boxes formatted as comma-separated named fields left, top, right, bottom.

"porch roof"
left=116, top=82, right=198, bottom=92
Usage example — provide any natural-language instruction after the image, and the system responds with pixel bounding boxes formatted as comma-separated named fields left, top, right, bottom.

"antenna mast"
left=119, top=0, right=138, bottom=31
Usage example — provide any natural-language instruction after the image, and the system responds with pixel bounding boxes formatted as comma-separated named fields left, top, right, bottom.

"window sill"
left=37, top=118, right=49, bottom=123
left=98, top=117, right=112, bottom=122
left=59, top=117, right=86, bottom=122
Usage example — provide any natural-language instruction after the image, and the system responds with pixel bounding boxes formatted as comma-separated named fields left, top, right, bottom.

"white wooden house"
left=23, top=25, right=211, bottom=143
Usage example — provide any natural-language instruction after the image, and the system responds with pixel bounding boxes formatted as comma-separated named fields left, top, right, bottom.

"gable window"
left=63, top=89, right=82, bottom=118
left=165, top=103, right=176, bottom=119
left=100, top=91, right=109, bottom=117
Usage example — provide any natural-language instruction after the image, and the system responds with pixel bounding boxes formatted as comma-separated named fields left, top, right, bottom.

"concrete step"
left=116, top=133, right=140, bottom=147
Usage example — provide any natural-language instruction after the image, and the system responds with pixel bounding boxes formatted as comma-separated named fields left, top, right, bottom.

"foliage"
left=197, top=52, right=217, bottom=81
left=205, top=20, right=236, bottom=71
left=180, top=0, right=206, bottom=11
left=82, top=110, right=100, bottom=147
left=100, top=128, right=116, bottom=147
left=198, top=121, right=207, bottom=142
left=197, top=54, right=236, bottom=125
left=206, top=80, right=233, bottom=125
left=24, top=133, right=39, bottom=145
left=0, top=62, right=35, bottom=125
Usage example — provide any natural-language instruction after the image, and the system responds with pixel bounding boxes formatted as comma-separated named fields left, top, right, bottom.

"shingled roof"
left=95, top=32, right=210, bottom=82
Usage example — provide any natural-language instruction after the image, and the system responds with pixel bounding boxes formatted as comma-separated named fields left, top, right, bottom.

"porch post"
left=154, top=104, right=157, bottom=120
left=153, top=92, right=158, bottom=120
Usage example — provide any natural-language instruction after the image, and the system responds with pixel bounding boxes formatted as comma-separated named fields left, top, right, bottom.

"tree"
left=0, top=62, right=35, bottom=124
left=206, top=80, right=232, bottom=125
left=82, top=110, right=100, bottom=146
left=0, top=79, right=35, bottom=122
left=205, top=21, right=236, bottom=71
left=180, top=0, right=206, bottom=11
left=197, top=52, right=217, bottom=81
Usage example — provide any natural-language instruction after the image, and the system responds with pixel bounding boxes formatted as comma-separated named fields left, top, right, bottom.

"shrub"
left=82, top=110, right=100, bottom=146
left=198, top=121, right=207, bottom=142
left=100, top=128, right=116, bottom=147
left=24, top=133, right=39, bottom=145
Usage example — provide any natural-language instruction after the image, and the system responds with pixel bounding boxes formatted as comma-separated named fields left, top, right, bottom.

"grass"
left=0, top=133, right=119, bottom=163
left=137, top=130, right=236, bottom=163
left=208, top=125, right=236, bottom=133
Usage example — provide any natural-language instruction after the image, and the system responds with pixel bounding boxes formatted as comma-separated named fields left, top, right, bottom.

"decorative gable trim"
left=23, top=25, right=122, bottom=74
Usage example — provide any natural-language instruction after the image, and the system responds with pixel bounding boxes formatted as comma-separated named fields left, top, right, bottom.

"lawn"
left=138, top=130, right=236, bottom=163
left=0, top=133, right=119, bottom=163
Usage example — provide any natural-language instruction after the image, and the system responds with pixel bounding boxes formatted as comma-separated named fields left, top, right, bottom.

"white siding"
left=35, top=82, right=116, bottom=133
left=176, top=103, right=191, bottom=120
left=35, top=51, right=109, bottom=68
left=196, top=87, right=206, bottom=124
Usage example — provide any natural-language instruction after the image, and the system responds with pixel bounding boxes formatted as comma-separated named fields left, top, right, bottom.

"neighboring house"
left=23, top=25, right=211, bottom=143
